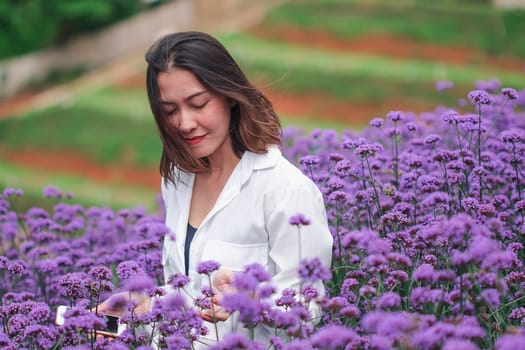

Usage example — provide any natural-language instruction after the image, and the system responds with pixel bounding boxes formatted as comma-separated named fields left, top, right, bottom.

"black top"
left=184, top=223, right=198, bottom=276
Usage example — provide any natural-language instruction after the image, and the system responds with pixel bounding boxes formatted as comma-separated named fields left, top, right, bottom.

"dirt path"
left=0, top=55, right=145, bottom=118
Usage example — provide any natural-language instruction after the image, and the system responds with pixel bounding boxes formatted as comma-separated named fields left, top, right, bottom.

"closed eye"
left=164, top=108, right=177, bottom=116
left=191, top=100, right=209, bottom=109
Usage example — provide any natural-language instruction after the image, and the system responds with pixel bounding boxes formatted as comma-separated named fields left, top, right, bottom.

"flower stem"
left=477, top=104, right=483, bottom=202
left=207, top=275, right=220, bottom=341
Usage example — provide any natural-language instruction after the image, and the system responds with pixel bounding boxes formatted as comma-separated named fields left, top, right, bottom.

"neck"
left=204, top=139, right=240, bottom=179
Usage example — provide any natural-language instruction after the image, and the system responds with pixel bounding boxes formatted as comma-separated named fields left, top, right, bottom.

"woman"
left=102, top=31, right=333, bottom=348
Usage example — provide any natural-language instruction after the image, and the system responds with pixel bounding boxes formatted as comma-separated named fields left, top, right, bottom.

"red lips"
left=185, top=135, right=205, bottom=145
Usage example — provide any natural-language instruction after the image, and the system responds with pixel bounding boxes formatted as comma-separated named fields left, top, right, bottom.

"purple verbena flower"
left=289, top=213, right=311, bottom=226
left=475, top=78, right=500, bottom=92
left=89, top=265, right=113, bottom=281
left=300, top=155, right=321, bottom=166
left=43, top=185, right=63, bottom=199
left=369, top=118, right=384, bottom=128
left=499, top=129, right=524, bottom=143
left=116, top=260, right=144, bottom=280
left=123, top=274, right=155, bottom=293
left=310, top=324, right=363, bottom=349
left=167, top=273, right=190, bottom=289
left=197, top=260, right=221, bottom=274
left=468, top=89, right=495, bottom=105
left=494, top=333, right=525, bottom=350
left=24, top=325, right=58, bottom=348
left=275, top=288, right=300, bottom=308
left=436, top=80, right=454, bottom=91
left=501, top=87, right=518, bottom=100
left=387, top=110, right=404, bottom=122
left=208, top=332, right=250, bottom=350
left=413, top=263, right=436, bottom=283
left=376, top=292, right=401, bottom=310
left=221, top=292, right=266, bottom=326
left=298, top=257, right=331, bottom=282
left=508, top=307, right=525, bottom=321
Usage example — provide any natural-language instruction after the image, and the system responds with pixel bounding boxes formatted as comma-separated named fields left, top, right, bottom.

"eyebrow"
left=159, top=90, right=208, bottom=105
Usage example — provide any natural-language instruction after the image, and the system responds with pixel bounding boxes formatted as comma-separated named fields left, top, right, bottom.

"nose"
left=177, top=109, right=197, bottom=134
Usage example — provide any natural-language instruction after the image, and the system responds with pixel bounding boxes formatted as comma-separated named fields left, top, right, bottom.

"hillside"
left=1, top=0, right=524, bottom=211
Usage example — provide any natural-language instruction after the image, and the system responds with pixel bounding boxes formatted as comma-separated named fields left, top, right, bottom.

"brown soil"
left=262, top=88, right=435, bottom=125
left=0, top=93, right=36, bottom=118
left=2, top=147, right=160, bottom=190
left=249, top=25, right=525, bottom=72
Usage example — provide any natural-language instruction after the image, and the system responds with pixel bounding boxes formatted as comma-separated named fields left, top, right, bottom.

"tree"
left=0, top=0, right=149, bottom=59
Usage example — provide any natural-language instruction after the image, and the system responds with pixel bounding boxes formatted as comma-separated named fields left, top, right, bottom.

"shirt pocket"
left=201, top=240, right=268, bottom=272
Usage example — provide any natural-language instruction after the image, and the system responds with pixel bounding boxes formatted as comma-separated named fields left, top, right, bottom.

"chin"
left=189, top=148, right=212, bottom=159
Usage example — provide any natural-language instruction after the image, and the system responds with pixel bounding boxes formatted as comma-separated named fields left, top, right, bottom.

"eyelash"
left=165, top=101, right=209, bottom=116
left=192, top=101, right=209, bottom=109
left=165, top=108, right=177, bottom=116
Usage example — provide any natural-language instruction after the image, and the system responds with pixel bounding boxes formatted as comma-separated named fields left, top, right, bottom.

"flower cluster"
left=0, top=186, right=167, bottom=348
left=280, top=82, right=525, bottom=349
left=1, top=81, right=525, bottom=349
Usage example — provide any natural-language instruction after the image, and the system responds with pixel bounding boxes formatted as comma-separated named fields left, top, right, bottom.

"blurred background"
left=0, top=0, right=524, bottom=212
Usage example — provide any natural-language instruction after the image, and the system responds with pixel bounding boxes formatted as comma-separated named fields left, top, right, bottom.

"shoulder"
left=247, top=146, right=321, bottom=196
left=247, top=149, right=329, bottom=229
left=161, top=171, right=193, bottom=202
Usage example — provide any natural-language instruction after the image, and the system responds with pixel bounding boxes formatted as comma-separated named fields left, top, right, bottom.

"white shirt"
left=161, top=145, right=333, bottom=347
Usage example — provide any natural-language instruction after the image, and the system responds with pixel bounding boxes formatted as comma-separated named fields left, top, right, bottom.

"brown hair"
left=145, top=31, right=281, bottom=185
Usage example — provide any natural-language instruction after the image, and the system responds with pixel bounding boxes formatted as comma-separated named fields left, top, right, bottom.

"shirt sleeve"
left=160, top=178, right=168, bottom=205
left=264, top=183, right=333, bottom=322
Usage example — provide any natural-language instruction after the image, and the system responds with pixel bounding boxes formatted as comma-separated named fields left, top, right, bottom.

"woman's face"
left=157, top=68, right=232, bottom=160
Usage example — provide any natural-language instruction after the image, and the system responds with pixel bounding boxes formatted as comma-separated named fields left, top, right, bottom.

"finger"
left=199, top=309, right=213, bottom=322
left=93, top=303, right=107, bottom=313
left=91, top=305, right=105, bottom=315
left=212, top=270, right=234, bottom=288
left=199, top=306, right=231, bottom=322
left=134, top=297, right=152, bottom=315
left=201, top=311, right=229, bottom=322
left=213, top=309, right=230, bottom=321
left=98, top=293, right=129, bottom=316
left=94, top=303, right=114, bottom=315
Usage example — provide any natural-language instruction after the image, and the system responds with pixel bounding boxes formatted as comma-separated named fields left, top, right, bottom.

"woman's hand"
left=199, top=298, right=230, bottom=322
left=200, top=269, right=234, bottom=323
left=96, top=291, right=152, bottom=316
left=212, top=269, right=235, bottom=295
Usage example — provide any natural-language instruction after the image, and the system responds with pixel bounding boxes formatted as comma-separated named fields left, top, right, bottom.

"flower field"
left=1, top=82, right=525, bottom=349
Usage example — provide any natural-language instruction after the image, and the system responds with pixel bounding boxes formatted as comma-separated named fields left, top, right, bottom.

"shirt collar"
left=239, top=144, right=281, bottom=186
left=178, top=144, right=281, bottom=187
left=244, top=144, right=281, bottom=171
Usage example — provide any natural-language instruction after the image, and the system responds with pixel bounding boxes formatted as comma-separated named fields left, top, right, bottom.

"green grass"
left=74, top=87, right=152, bottom=121
left=3, top=0, right=524, bottom=210
left=0, top=68, right=369, bottom=164
left=263, top=0, right=525, bottom=58
left=281, top=114, right=354, bottom=131
left=0, top=99, right=162, bottom=166
left=220, top=33, right=524, bottom=87
left=0, top=114, right=347, bottom=212
left=0, top=162, right=159, bottom=212
left=219, top=32, right=523, bottom=108
left=2, top=32, right=522, bottom=176
left=24, top=66, right=89, bottom=92
left=247, top=62, right=461, bottom=106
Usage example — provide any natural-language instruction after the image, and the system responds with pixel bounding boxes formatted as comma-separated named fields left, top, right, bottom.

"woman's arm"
left=265, top=184, right=333, bottom=320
